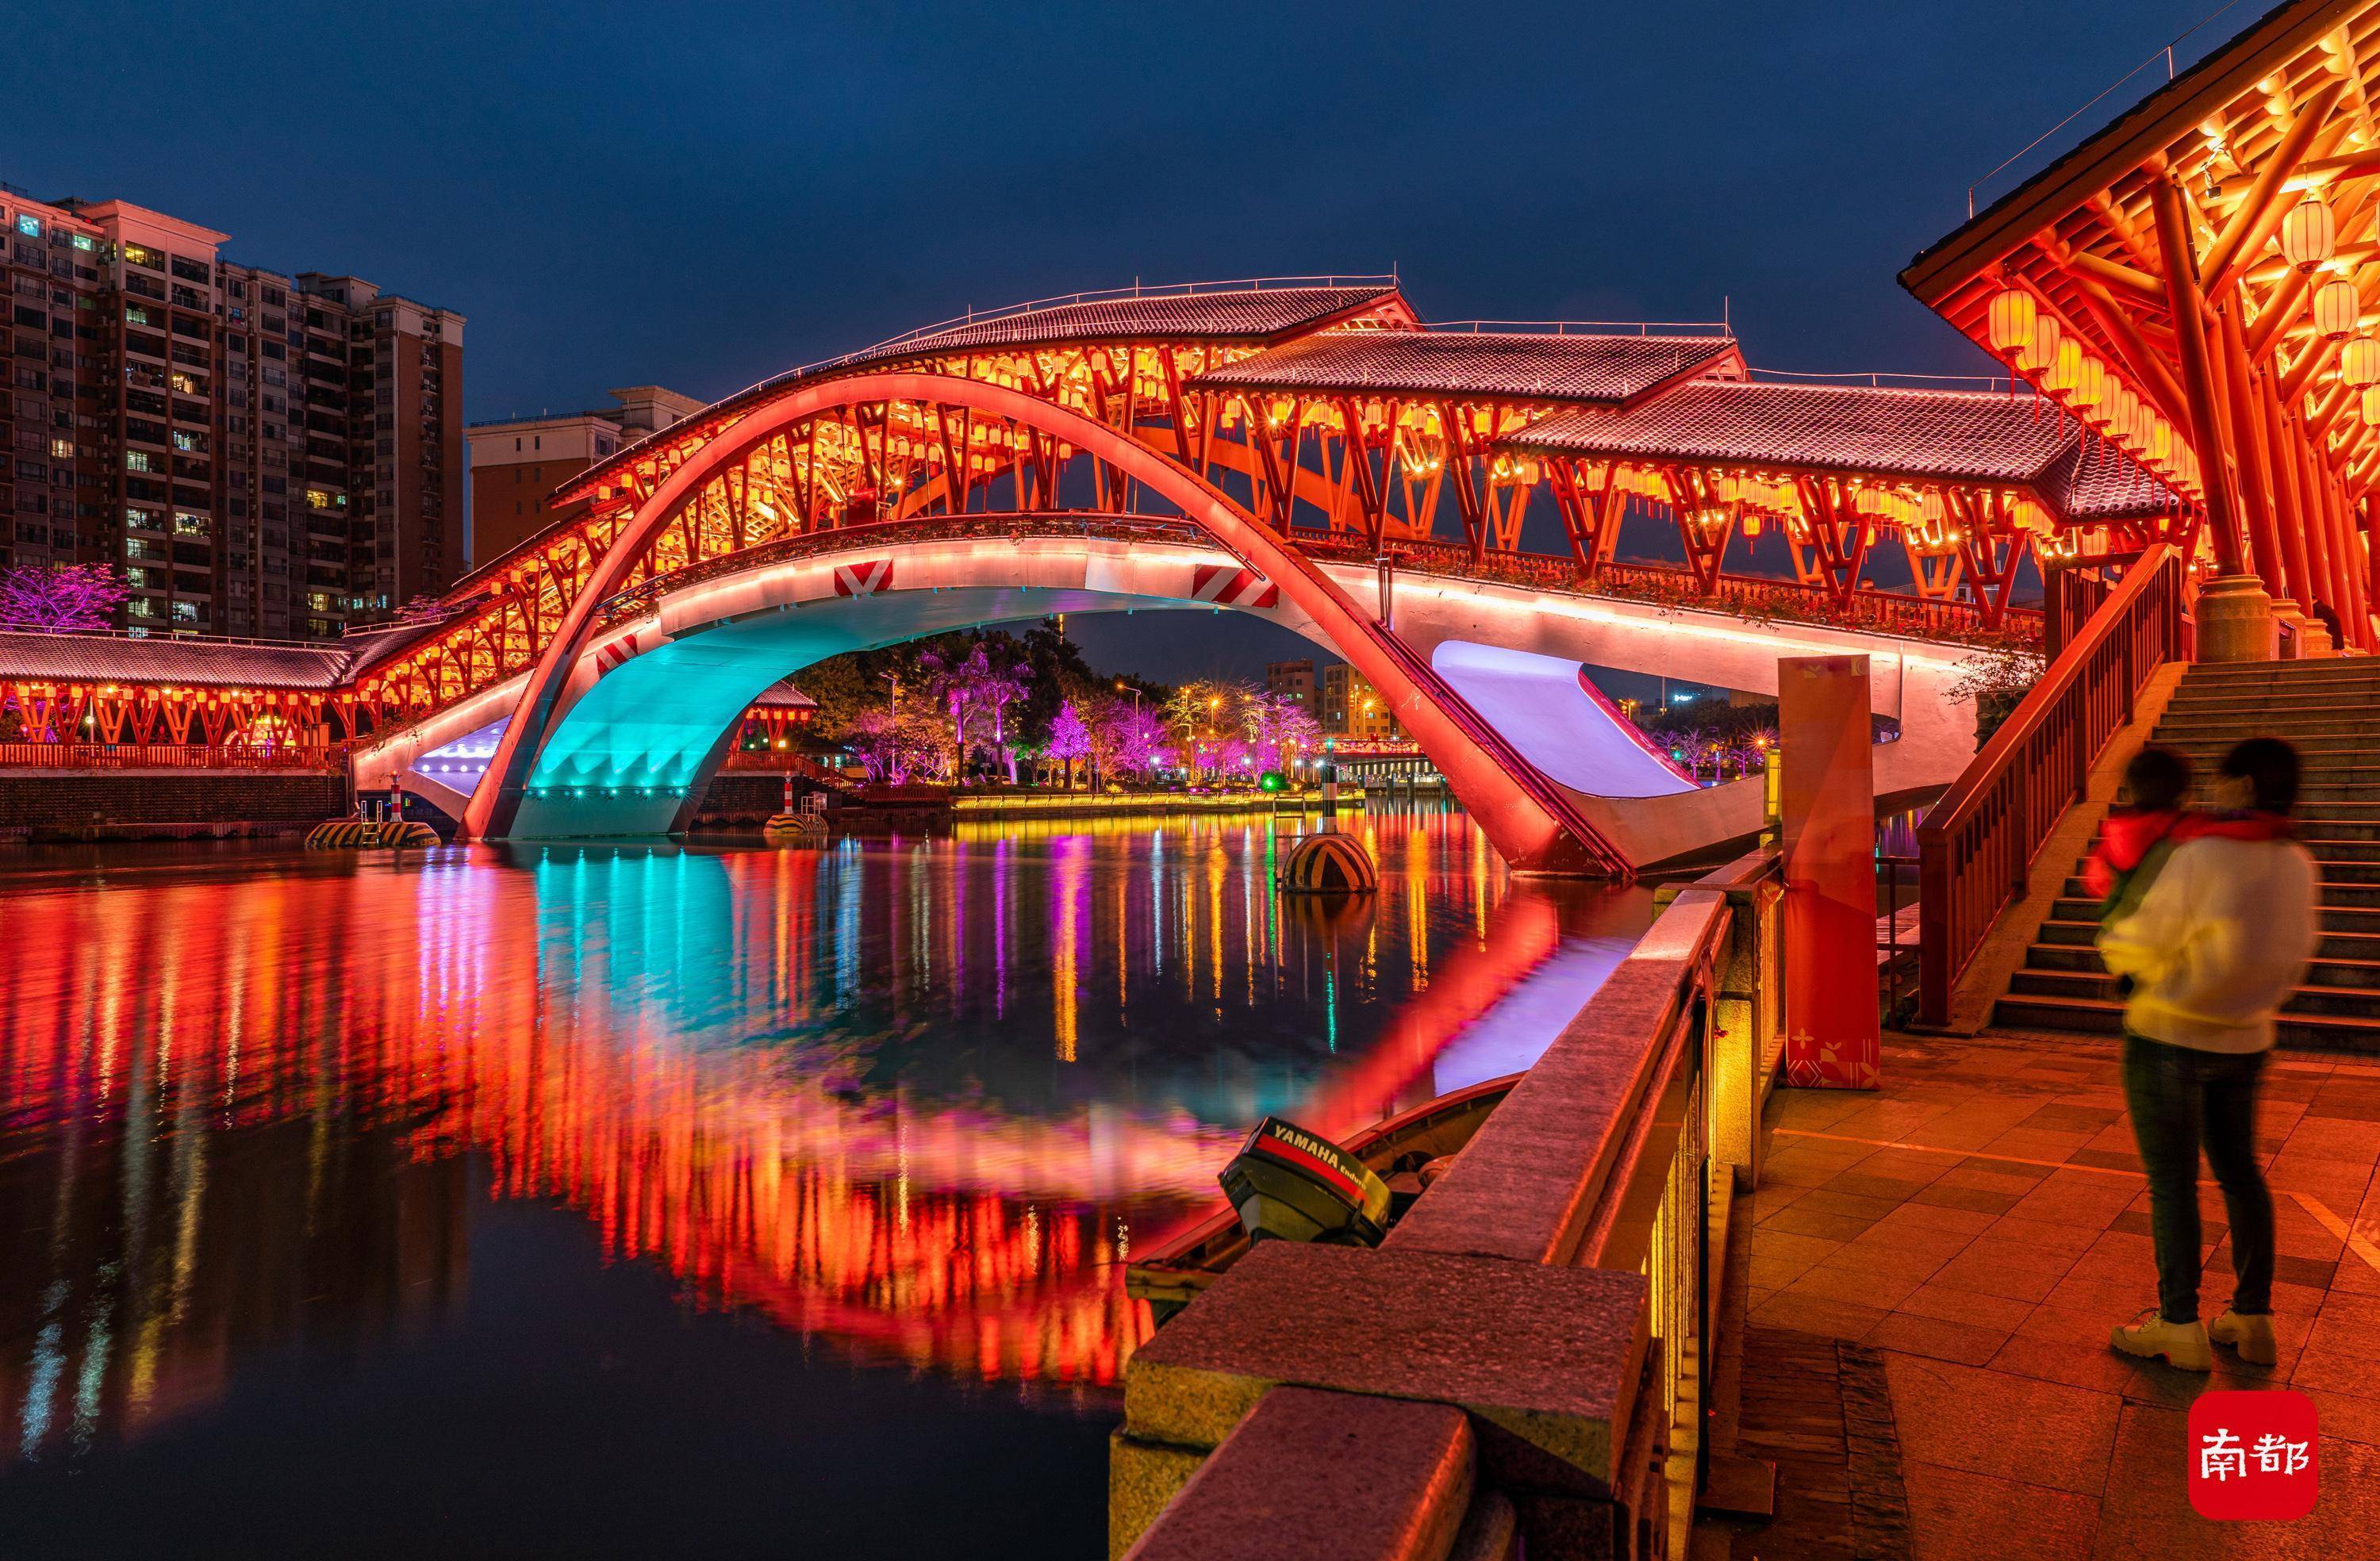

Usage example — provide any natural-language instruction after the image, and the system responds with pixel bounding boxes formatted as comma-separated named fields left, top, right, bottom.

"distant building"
left=466, top=386, right=704, bottom=565
left=0, top=185, right=465, bottom=639
left=1321, top=662, right=1401, bottom=739
left=1265, top=658, right=1317, bottom=717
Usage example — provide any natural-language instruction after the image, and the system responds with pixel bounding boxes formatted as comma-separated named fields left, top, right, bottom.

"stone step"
left=2066, top=842, right=2380, bottom=876
left=2061, top=874, right=2380, bottom=903
left=2033, top=917, right=2380, bottom=963
left=2292, top=805, right=2380, bottom=826
left=2159, top=696, right=2380, bottom=716
left=2023, top=940, right=2380, bottom=991
left=1992, top=991, right=2380, bottom=1053
left=2182, top=660, right=2380, bottom=680
left=2154, top=717, right=2380, bottom=738
left=2048, top=896, right=2380, bottom=934
left=2009, top=965, right=2380, bottom=1019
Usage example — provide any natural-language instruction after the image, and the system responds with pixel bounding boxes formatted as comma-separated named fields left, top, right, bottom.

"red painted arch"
left=462, top=372, right=1624, bottom=873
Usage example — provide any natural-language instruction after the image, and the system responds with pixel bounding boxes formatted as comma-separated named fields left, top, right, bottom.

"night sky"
left=17, top=0, right=2243, bottom=678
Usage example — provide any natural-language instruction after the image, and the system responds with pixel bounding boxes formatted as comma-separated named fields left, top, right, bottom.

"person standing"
left=2097, top=738, right=2317, bottom=1372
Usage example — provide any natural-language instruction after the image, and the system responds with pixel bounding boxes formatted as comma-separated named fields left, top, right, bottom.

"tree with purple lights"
left=0, top=562, right=131, bottom=633
left=847, top=708, right=947, bottom=785
left=1105, top=700, right=1169, bottom=780
left=1046, top=700, right=1093, bottom=789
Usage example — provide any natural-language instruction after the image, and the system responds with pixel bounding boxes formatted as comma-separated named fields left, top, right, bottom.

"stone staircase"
left=1994, top=657, right=2380, bottom=1051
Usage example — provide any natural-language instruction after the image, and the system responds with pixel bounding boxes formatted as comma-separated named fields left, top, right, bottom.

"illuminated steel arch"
left=461, top=371, right=1626, bottom=874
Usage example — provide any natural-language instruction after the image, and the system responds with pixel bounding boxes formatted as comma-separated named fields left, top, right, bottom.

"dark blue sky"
left=17, top=0, right=2241, bottom=678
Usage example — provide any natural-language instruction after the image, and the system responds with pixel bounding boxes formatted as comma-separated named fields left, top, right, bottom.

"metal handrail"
left=1916, top=544, right=2186, bottom=1026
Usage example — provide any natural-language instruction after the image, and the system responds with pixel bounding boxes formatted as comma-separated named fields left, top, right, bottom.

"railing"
left=1916, top=545, right=2187, bottom=1027
left=714, top=750, right=845, bottom=785
left=0, top=742, right=340, bottom=771
left=1288, top=527, right=2041, bottom=647
left=1115, top=846, right=1785, bottom=1560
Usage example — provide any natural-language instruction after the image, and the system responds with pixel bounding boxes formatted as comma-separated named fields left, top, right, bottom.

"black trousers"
left=2121, top=1033, right=2274, bottom=1324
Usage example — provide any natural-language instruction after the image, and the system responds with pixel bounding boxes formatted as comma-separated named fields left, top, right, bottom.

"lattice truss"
left=354, top=302, right=2162, bottom=737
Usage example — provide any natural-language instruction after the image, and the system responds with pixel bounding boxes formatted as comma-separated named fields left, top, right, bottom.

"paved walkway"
left=1736, top=1028, right=2380, bottom=1560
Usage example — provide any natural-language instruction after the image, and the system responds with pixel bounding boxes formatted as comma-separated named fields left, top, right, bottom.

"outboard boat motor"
left=1219, top=1116, right=1392, bottom=1248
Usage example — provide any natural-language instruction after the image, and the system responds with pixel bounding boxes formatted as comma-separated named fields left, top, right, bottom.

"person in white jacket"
left=2097, top=737, right=2317, bottom=1373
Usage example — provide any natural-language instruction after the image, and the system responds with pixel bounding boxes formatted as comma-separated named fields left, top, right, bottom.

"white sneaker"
left=2111, top=1309, right=2212, bottom=1371
left=2209, top=1310, right=2279, bottom=1366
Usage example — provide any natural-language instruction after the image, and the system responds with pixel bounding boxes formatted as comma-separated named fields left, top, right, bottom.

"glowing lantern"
left=2072, top=354, right=2107, bottom=408
left=1986, top=288, right=2036, bottom=355
left=2043, top=338, right=2082, bottom=392
left=2016, top=314, right=2062, bottom=374
left=2316, top=278, right=2363, bottom=339
left=2345, top=335, right=2380, bottom=389
left=2363, top=385, right=2380, bottom=425
left=2113, top=386, right=2140, bottom=442
left=2281, top=196, right=2337, bottom=271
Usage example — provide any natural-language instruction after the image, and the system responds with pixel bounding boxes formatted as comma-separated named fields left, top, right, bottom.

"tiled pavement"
left=1740, top=1027, right=2380, bottom=1560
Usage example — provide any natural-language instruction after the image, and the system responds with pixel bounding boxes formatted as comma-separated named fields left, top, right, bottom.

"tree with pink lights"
left=0, top=562, right=131, bottom=633
left=1046, top=700, right=1093, bottom=789
left=1105, top=700, right=1170, bottom=780
left=847, top=708, right=948, bottom=785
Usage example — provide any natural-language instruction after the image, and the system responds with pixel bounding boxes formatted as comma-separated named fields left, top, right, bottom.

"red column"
left=1779, top=654, right=1880, bottom=1091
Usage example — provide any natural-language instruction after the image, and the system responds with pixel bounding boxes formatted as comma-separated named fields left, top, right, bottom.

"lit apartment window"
left=125, top=450, right=154, bottom=473
left=172, top=511, right=206, bottom=535
left=49, top=438, right=71, bottom=459
left=14, top=215, right=40, bottom=238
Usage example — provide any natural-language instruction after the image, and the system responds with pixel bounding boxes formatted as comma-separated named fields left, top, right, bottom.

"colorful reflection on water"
left=0, top=806, right=1648, bottom=1554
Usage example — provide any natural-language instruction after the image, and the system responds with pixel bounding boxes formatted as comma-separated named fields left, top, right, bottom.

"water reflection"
left=0, top=807, right=1648, bottom=1475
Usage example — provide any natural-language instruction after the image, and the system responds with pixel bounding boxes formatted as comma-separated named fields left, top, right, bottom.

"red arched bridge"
left=0, top=277, right=2187, bottom=873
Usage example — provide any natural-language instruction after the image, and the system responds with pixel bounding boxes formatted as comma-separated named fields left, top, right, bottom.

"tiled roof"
left=1190, top=330, right=1741, bottom=408
left=1505, top=381, right=2176, bottom=520
left=750, top=677, right=818, bottom=708
left=555, top=284, right=1407, bottom=504
left=0, top=631, right=360, bottom=688
left=849, top=285, right=1404, bottom=361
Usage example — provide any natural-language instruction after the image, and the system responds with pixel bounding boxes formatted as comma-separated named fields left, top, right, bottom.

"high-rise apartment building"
left=1322, top=662, right=1402, bottom=739
left=465, top=386, right=704, bottom=566
left=0, top=183, right=464, bottom=639
left=1265, top=658, right=1317, bottom=718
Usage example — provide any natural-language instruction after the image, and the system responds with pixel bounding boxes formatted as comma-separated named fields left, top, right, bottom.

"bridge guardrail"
left=1114, top=845, right=1784, bottom=1559
left=0, top=741, right=340, bottom=772
left=1915, top=544, right=2186, bottom=1027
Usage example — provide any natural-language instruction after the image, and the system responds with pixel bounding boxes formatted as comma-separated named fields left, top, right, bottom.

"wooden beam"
left=2220, top=301, right=2294, bottom=595
left=2152, top=174, right=2249, bottom=573
left=2203, top=80, right=2349, bottom=300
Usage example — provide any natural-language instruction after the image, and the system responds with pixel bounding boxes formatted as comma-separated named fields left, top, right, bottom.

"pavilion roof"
left=1188, top=328, right=1743, bottom=408
left=750, top=677, right=819, bottom=709
left=1503, top=381, right=2178, bottom=521
left=0, top=631, right=360, bottom=689
left=846, top=283, right=1407, bottom=362
left=555, top=282, right=1411, bottom=506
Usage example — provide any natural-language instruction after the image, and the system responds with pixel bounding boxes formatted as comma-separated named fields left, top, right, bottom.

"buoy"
left=305, top=819, right=442, bottom=850
left=1276, top=831, right=1377, bottom=895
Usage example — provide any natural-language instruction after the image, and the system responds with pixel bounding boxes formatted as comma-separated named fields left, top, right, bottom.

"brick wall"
left=0, top=773, right=349, bottom=838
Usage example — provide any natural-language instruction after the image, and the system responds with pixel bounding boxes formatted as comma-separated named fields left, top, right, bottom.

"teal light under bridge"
left=509, top=583, right=1220, bottom=838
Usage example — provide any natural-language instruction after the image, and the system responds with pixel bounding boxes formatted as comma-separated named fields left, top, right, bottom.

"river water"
left=0, top=806, right=1649, bottom=1559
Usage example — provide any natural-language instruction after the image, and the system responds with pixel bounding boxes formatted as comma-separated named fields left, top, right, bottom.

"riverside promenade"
left=1710, top=1027, right=2380, bottom=1561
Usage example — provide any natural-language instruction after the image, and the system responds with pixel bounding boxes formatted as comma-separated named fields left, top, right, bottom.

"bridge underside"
left=370, top=528, right=1986, bottom=862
